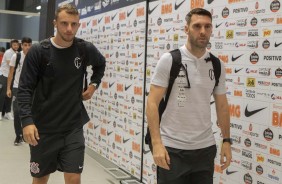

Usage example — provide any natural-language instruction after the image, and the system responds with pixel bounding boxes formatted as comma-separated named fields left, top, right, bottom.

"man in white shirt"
left=0, top=39, right=19, bottom=120
left=7, top=37, right=32, bottom=145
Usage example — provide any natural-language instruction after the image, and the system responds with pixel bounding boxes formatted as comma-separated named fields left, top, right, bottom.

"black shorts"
left=157, top=145, right=217, bottom=184
left=29, top=127, right=85, bottom=178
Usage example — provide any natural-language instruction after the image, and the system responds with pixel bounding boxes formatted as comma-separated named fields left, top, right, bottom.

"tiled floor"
left=0, top=118, right=120, bottom=184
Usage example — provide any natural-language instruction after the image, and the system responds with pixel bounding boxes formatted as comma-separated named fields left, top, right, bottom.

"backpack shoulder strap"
left=209, top=53, right=221, bottom=87
left=14, top=52, right=21, bottom=70
left=39, top=38, right=52, bottom=74
left=161, top=49, right=182, bottom=112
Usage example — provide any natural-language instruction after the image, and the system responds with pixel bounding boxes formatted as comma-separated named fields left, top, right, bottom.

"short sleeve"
left=9, top=53, right=17, bottom=67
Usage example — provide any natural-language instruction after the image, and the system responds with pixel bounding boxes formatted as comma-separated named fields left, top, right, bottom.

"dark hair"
left=0, top=47, right=5, bottom=53
left=55, top=4, right=79, bottom=20
left=21, top=37, right=32, bottom=44
left=185, top=8, right=212, bottom=25
left=10, top=39, right=19, bottom=45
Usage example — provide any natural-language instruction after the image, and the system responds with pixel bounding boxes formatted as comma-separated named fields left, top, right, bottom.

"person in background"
left=7, top=37, right=32, bottom=145
left=0, top=39, right=19, bottom=121
left=146, top=8, right=232, bottom=184
left=17, top=4, right=106, bottom=184
left=0, top=47, right=6, bottom=65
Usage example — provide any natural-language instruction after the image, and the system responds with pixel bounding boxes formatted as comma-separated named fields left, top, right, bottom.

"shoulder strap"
left=158, top=49, right=182, bottom=118
left=14, top=52, right=21, bottom=71
left=209, top=53, right=221, bottom=87
left=39, top=38, right=52, bottom=74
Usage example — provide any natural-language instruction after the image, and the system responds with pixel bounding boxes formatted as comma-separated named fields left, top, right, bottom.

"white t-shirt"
left=9, top=51, right=25, bottom=88
left=0, top=48, right=17, bottom=77
left=151, top=45, right=226, bottom=150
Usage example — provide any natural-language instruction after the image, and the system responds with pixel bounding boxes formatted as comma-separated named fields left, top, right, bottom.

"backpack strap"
left=145, top=49, right=182, bottom=147
left=160, top=49, right=182, bottom=115
left=39, top=38, right=52, bottom=75
left=209, top=53, right=221, bottom=87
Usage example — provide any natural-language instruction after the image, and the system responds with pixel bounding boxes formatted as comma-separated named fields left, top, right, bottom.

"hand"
left=7, top=89, right=12, bottom=98
left=82, top=85, right=96, bottom=101
left=23, top=124, right=40, bottom=146
left=220, top=142, right=232, bottom=170
left=152, top=143, right=170, bottom=170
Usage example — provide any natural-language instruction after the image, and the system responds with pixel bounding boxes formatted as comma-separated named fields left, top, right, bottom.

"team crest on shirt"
left=74, top=57, right=82, bottom=69
left=30, top=162, right=40, bottom=174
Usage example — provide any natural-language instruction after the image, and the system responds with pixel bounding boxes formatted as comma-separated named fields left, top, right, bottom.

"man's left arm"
left=214, top=93, right=232, bottom=170
left=82, top=42, right=106, bottom=100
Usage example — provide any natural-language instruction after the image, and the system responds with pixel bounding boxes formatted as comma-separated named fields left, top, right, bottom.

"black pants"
left=0, top=75, right=12, bottom=114
left=157, top=145, right=217, bottom=184
left=12, top=88, right=21, bottom=136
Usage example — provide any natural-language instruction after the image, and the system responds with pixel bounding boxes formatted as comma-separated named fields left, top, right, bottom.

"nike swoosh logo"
left=87, top=20, right=91, bottom=26
left=111, top=13, right=117, bottom=21
left=98, top=17, right=103, bottom=24
left=143, top=149, right=151, bottom=154
left=231, top=54, right=244, bottom=62
left=175, top=0, right=185, bottom=10
left=213, top=131, right=217, bottom=134
left=145, top=90, right=149, bottom=96
left=215, top=22, right=223, bottom=28
left=94, top=125, right=99, bottom=129
left=226, top=169, right=238, bottom=175
left=235, top=68, right=243, bottom=73
left=166, top=28, right=172, bottom=32
left=127, top=8, right=134, bottom=17
left=79, top=166, right=83, bottom=169
left=135, top=132, right=141, bottom=135
left=208, top=0, right=214, bottom=4
left=109, top=82, right=115, bottom=88
left=123, top=138, right=130, bottom=143
left=110, top=53, right=114, bottom=57
left=275, top=42, right=282, bottom=47
left=107, top=131, right=113, bottom=136
left=148, top=4, right=159, bottom=15
left=244, top=105, right=267, bottom=117
left=125, top=84, right=132, bottom=91
left=210, top=101, right=215, bottom=105
left=138, top=52, right=143, bottom=57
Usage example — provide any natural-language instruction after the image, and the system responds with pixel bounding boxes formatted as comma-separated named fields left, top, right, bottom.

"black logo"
left=138, top=52, right=143, bottom=57
left=226, top=169, right=238, bottom=175
left=245, top=105, right=267, bottom=117
left=123, top=138, right=130, bottom=143
left=215, top=22, right=223, bottom=28
left=127, top=8, right=134, bottom=17
left=125, top=84, right=132, bottom=91
left=135, top=132, right=141, bottom=135
left=94, top=125, right=99, bottom=129
left=111, top=13, right=117, bottom=21
left=232, top=54, right=244, bottom=62
left=107, top=131, right=113, bottom=136
left=109, top=82, right=115, bottom=88
left=98, top=17, right=103, bottom=24
left=148, top=4, right=159, bottom=15
left=166, top=28, right=172, bottom=32
left=210, top=101, right=215, bottom=105
left=143, top=149, right=151, bottom=154
left=275, top=42, right=282, bottom=47
left=208, top=0, right=214, bottom=4
left=235, top=68, right=243, bottom=73
left=175, top=0, right=185, bottom=10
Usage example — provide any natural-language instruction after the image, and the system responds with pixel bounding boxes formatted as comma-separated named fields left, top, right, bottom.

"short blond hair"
left=55, top=4, right=79, bottom=20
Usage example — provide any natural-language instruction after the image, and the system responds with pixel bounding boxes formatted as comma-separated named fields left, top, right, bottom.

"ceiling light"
left=36, top=6, right=41, bottom=10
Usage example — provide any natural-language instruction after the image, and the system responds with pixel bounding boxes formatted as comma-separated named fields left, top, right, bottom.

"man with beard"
left=17, top=4, right=106, bottom=184
left=0, top=39, right=19, bottom=121
left=146, top=8, right=231, bottom=184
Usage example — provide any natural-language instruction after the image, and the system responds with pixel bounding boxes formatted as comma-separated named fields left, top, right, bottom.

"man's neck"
left=52, top=36, right=73, bottom=48
left=185, top=43, right=206, bottom=59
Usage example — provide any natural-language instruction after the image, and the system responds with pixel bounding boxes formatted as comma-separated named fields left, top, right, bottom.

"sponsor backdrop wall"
left=56, top=0, right=282, bottom=183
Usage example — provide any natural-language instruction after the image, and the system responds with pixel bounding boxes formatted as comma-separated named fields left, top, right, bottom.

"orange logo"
left=117, top=84, right=124, bottom=92
left=263, top=29, right=271, bottom=37
left=100, top=128, right=106, bottom=136
left=81, top=22, right=86, bottom=28
left=119, top=12, right=126, bottom=21
left=214, top=164, right=223, bottom=173
left=257, top=155, right=264, bottom=162
left=218, top=55, right=228, bottom=63
left=134, top=86, right=143, bottom=96
left=225, top=68, right=232, bottom=74
left=270, top=147, right=280, bottom=156
left=115, top=134, right=122, bottom=143
left=105, top=16, right=110, bottom=24
left=229, top=104, right=241, bottom=118
left=137, top=7, right=145, bottom=17
left=234, top=90, right=242, bottom=97
left=272, top=111, right=282, bottom=127
left=191, top=0, right=204, bottom=9
left=88, top=122, right=93, bottom=129
left=277, top=18, right=282, bottom=24
left=102, top=82, right=108, bottom=89
left=92, top=19, right=97, bottom=26
left=161, top=3, right=172, bottom=14
left=132, top=141, right=141, bottom=153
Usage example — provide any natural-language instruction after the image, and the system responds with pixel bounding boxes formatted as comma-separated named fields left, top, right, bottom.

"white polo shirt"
left=9, top=51, right=25, bottom=88
left=0, top=48, right=17, bottom=77
left=151, top=45, right=226, bottom=150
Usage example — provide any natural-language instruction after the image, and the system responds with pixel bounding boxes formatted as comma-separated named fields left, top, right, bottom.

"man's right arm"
left=146, top=84, right=171, bottom=170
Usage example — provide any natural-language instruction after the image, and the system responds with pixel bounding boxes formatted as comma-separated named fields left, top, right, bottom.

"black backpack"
left=39, top=37, right=88, bottom=91
left=144, top=49, right=221, bottom=150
